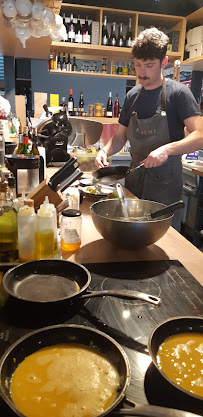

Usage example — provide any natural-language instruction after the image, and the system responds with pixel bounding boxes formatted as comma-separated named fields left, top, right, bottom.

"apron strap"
left=131, top=77, right=167, bottom=115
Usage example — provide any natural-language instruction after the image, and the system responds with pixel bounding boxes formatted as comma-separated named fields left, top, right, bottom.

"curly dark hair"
left=131, top=27, right=169, bottom=62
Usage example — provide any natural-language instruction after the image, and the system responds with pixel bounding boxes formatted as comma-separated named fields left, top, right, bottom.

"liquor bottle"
left=78, top=92, right=84, bottom=115
left=102, top=15, right=109, bottom=46
left=122, top=62, right=128, bottom=75
left=48, top=53, right=54, bottom=71
left=102, top=57, right=107, bottom=73
left=62, top=53, right=66, bottom=71
left=75, top=15, right=82, bottom=43
left=57, top=52, right=62, bottom=70
left=106, top=92, right=113, bottom=118
left=117, top=62, right=123, bottom=75
left=110, top=22, right=117, bottom=46
left=65, top=17, right=69, bottom=41
left=68, top=13, right=75, bottom=42
left=66, top=53, right=72, bottom=71
left=14, top=124, right=23, bottom=154
left=68, top=89, right=74, bottom=115
left=30, top=127, right=40, bottom=155
left=60, top=97, right=67, bottom=113
left=20, top=126, right=30, bottom=155
left=72, top=56, right=77, bottom=71
left=113, top=94, right=120, bottom=117
left=117, top=23, right=124, bottom=47
left=82, top=16, right=91, bottom=44
left=126, top=17, right=133, bottom=47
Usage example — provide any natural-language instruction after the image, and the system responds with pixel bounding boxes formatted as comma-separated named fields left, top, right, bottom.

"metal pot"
left=0, top=324, right=200, bottom=417
left=148, top=316, right=203, bottom=402
left=90, top=199, right=173, bottom=250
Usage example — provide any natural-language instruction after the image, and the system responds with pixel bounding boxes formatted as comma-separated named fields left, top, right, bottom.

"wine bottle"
left=110, top=22, right=117, bottom=46
left=62, top=12, right=66, bottom=26
left=82, top=16, right=91, bottom=44
left=78, top=92, right=84, bottom=115
left=68, top=13, right=75, bottom=43
left=68, top=89, right=74, bottom=115
left=102, top=15, right=109, bottom=46
left=75, top=15, right=82, bottom=43
left=126, top=17, right=133, bottom=47
left=72, top=56, right=77, bottom=71
left=62, top=53, right=66, bottom=71
left=14, top=125, right=23, bottom=154
left=57, top=52, right=61, bottom=70
left=117, top=23, right=124, bottom=47
left=30, top=128, right=40, bottom=155
left=60, top=97, right=67, bottom=113
left=106, top=92, right=113, bottom=118
left=113, top=94, right=120, bottom=118
left=66, top=53, right=72, bottom=71
left=20, top=126, right=30, bottom=155
left=65, top=17, right=69, bottom=42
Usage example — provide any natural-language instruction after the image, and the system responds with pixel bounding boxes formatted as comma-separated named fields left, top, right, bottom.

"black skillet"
left=2, top=259, right=161, bottom=306
left=0, top=324, right=201, bottom=417
left=93, top=164, right=144, bottom=185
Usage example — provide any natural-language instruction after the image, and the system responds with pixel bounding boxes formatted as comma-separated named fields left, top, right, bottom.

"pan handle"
left=115, top=404, right=201, bottom=417
left=80, top=290, right=161, bottom=306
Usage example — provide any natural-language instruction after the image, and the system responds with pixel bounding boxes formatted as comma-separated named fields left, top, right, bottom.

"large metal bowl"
left=90, top=199, right=173, bottom=250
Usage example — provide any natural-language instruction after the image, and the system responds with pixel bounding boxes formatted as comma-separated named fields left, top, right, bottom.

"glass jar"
left=0, top=174, right=18, bottom=262
left=60, top=209, right=81, bottom=252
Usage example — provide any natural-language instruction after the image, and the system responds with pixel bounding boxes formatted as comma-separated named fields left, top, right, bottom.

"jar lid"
left=62, top=209, right=81, bottom=217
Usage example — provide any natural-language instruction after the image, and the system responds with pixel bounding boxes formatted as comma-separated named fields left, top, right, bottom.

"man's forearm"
left=102, top=134, right=127, bottom=156
left=166, top=130, right=203, bottom=156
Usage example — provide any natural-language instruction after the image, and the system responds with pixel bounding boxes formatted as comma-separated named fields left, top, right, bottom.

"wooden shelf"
left=49, top=69, right=136, bottom=80
left=181, top=55, right=203, bottom=71
left=181, top=8, right=203, bottom=71
left=51, top=42, right=132, bottom=59
left=185, top=7, right=203, bottom=30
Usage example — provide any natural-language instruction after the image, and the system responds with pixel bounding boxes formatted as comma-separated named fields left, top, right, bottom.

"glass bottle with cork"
left=14, top=124, right=23, bottom=154
left=0, top=171, right=18, bottom=262
left=68, top=90, right=74, bottom=116
left=19, top=126, right=30, bottom=155
left=30, top=127, right=40, bottom=155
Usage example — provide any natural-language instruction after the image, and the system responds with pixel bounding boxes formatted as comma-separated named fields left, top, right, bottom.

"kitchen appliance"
left=181, top=165, right=199, bottom=236
left=5, top=154, right=44, bottom=196
left=37, top=111, right=103, bottom=166
left=0, top=260, right=202, bottom=416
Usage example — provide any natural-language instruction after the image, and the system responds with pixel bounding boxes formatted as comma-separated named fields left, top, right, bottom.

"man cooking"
left=95, top=27, right=203, bottom=230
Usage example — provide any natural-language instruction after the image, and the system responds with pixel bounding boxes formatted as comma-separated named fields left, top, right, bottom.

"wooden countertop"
left=61, top=197, right=203, bottom=287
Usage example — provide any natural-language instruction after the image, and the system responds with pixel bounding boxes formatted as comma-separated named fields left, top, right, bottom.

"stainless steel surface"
left=90, top=199, right=173, bottom=249
left=116, top=183, right=129, bottom=219
left=116, top=404, right=202, bottom=416
left=81, top=290, right=161, bottom=305
left=68, top=117, right=103, bottom=146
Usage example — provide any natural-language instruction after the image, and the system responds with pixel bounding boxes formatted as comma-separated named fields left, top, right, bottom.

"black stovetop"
left=0, top=260, right=202, bottom=416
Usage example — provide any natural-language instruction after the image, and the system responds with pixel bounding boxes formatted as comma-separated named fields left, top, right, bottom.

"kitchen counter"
left=61, top=196, right=203, bottom=287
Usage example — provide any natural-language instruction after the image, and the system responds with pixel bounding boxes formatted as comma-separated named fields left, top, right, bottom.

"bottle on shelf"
left=102, top=57, right=107, bottom=73
left=62, top=12, right=66, bottom=26
left=20, top=126, right=30, bottom=155
left=112, top=63, right=117, bottom=74
left=122, top=62, right=128, bottom=75
left=126, top=17, right=133, bottom=47
left=82, top=16, right=91, bottom=44
left=30, top=127, right=40, bottom=155
left=102, top=15, right=109, bottom=46
left=60, top=97, right=67, bottom=113
left=68, top=89, right=74, bottom=116
left=57, top=52, right=61, bottom=70
left=106, top=91, right=113, bottom=118
left=113, top=94, right=120, bottom=117
left=75, top=15, right=82, bottom=43
left=117, top=62, right=123, bottom=75
left=66, top=53, right=72, bottom=71
left=110, top=22, right=117, bottom=47
left=65, top=16, right=69, bottom=41
left=48, top=53, right=54, bottom=71
left=14, top=124, right=23, bottom=154
left=117, top=23, right=124, bottom=47
left=68, top=13, right=75, bottom=43
left=62, top=53, right=66, bottom=71
left=72, top=56, right=77, bottom=71
left=78, top=92, right=84, bottom=116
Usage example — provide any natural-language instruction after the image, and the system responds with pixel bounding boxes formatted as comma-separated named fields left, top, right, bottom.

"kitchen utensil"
left=0, top=324, right=201, bottom=417
left=131, top=200, right=185, bottom=222
left=2, top=259, right=161, bottom=305
left=116, top=183, right=129, bottom=219
left=93, top=164, right=144, bottom=185
left=148, top=316, right=203, bottom=402
left=90, top=199, right=174, bottom=249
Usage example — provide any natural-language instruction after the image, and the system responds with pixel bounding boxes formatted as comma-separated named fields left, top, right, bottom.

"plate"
left=79, top=178, right=94, bottom=186
left=82, top=185, right=114, bottom=198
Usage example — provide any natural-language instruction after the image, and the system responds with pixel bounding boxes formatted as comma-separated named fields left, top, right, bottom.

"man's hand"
left=143, top=145, right=169, bottom=168
left=95, top=149, right=109, bottom=168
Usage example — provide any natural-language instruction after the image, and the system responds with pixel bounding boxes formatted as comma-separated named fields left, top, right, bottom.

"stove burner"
left=101, top=277, right=161, bottom=306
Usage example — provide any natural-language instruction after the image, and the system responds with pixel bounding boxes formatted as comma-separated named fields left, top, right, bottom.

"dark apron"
left=126, top=78, right=182, bottom=230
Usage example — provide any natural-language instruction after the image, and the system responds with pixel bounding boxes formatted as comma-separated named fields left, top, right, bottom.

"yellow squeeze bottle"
left=36, top=201, right=54, bottom=259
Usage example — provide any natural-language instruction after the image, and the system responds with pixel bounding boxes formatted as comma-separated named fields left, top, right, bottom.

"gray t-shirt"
left=119, top=78, right=201, bottom=142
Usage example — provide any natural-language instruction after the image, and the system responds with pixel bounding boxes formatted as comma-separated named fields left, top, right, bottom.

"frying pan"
left=148, top=316, right=203, bottom=402
left=93, top=164, right=144, bottom=185
left=0, top=324, right=201, bottom=417
left=2, top=259, right=161, bottom=306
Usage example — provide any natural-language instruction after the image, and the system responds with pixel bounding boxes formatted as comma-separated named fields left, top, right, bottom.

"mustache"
left=139, top=76, right=150, bottom=80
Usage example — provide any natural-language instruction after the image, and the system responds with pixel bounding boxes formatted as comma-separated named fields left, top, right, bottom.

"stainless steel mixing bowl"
left=90, top=199, right=173, bottom=250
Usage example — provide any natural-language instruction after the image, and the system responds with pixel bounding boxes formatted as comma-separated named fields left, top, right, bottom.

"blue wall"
left=31, top=59, right=127, bottom=112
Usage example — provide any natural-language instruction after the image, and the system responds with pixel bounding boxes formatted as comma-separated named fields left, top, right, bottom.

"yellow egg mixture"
left=10, top=344, right=120, bottom=417
left=157, top=332, right=203, bottom=397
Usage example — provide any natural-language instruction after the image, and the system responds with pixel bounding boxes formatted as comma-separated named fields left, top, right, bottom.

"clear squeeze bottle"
left=18, top=205, right=36, bottom=262
left=36, top=202, right=54, bottom=259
